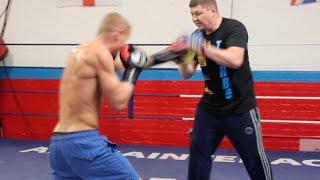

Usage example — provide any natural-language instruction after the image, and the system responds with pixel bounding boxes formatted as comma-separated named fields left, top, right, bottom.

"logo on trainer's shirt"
left=215, top=40, right=233, bottom=100
left=220, top=65, right=233, bottom=99
left=215, top=40, right=222, bottom=48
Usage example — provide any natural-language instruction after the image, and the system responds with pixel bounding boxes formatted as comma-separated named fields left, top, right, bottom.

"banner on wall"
left=57, top=0, right=121, bottom=7
left=291, top=0, right=320, bottom=5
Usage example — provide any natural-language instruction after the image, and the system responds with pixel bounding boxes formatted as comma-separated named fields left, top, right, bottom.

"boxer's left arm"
left=113, top=57, right=125, bottom=72
left=113, top=56, right=126, bottom=80
left=96, top=48, right=134, bottom=111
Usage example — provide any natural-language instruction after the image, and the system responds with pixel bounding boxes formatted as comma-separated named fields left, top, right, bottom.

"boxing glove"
left=120, top=44, right=147, bottom=85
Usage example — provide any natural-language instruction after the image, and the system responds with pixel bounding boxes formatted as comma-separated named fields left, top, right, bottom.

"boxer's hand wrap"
left=120, top=44, right=147, bottom=85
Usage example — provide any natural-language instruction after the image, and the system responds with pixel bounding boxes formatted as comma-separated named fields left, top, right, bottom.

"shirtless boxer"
left=49, top=12, right=145, bottom=180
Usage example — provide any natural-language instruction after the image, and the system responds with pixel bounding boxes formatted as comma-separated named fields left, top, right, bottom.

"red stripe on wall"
left=1, top=79, right=320, bottom=150
left=1, top=91, right=319, bottom=120
left=291, top=0, right=298, bottom=5
left=0, top=79, right=59, bottom=91
left=83, top=0, right=95, bottom=6
left=254, top=82, right=320, bottom=97
left=2, top=80, right=320, bottom=97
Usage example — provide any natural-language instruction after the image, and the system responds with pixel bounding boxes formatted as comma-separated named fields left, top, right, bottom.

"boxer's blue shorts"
left=49, top=130, right=139, bottom=180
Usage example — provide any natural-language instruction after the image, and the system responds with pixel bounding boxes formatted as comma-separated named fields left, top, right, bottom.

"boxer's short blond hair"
left=98, top=12, right=131, bottom=35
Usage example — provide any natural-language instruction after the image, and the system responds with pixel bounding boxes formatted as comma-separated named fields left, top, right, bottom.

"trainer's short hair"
left=189, top=0, right=217, bottom=9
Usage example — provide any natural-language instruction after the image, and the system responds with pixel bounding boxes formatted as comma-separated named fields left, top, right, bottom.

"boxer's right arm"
left=96, top=49, right=134, bottom=111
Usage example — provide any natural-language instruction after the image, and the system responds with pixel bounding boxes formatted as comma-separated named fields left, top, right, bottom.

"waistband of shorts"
left=51, top=130, right=100, bottom=141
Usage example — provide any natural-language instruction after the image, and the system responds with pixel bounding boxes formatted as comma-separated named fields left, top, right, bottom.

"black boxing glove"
left=120, top=44, right=147, bottom=85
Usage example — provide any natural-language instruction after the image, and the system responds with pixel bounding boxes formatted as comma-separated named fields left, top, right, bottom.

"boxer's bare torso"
left=53, top=38, right=133, bottom=133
